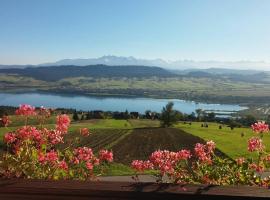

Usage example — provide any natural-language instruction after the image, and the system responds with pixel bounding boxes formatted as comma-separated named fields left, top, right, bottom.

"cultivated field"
left=0, top=118, right=263, bottom=175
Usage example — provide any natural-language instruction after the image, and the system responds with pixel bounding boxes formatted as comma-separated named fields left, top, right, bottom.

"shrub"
left=0, top=104, right=113, bottom=180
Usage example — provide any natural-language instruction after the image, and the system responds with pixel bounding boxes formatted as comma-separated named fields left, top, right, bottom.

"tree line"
left=0, top=104, right=268, bottom=128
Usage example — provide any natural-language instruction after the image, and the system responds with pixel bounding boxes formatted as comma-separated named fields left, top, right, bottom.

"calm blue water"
left=0, top=92, right=247, bottom=114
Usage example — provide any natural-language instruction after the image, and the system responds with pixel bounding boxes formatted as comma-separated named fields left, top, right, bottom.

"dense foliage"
left=0, top=104, right=113, bottom=180
left=160, top=102, right=180, bottom=127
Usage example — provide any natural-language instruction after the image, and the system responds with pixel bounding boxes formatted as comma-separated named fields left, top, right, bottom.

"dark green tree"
left=124, top=109, right=129, bottom=119
left=195, top=109, right=203, bottom=121
left=228, top=118, right=242, bottom=130
left=241, top=115, right=257, bottom=126
left=160, top=102, right=178, bottom=127
left=81, top=114, right=85, bottom=120
left=72, top=111, right=79, bottom=121
left=207, top=112, right=216, bottom=122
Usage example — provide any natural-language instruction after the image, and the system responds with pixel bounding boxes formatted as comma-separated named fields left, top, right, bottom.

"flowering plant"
left=131, top=121, right=270, bottom=186
left=0, top=104, right=113, bottom=180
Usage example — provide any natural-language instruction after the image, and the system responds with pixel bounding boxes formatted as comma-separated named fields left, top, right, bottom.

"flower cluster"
left=131, top=148, right=193, bottom=180
left=0, top=115, right=11, bottom=127
left=38, top=106, right=51, bottom=118
left=3, top=132, right=16, bottom=144
left=56, top=114, right=70, bottom=133
left=131, top=160, right=153, bottom=172
left=45, top=129, right=64, bottom=145
left=38, top=150, right=59, bottom=165
left=80, top=128, right=90, bottom=137
left=15, top=104, right=36, bottom=116
left=0, top=104, right=113, bottom=181
left=58, top=160, right=68, bottom=171
left=99, top=149, right=113, bottom=162
left=251, top=121, right=269, bottom=133
left=194, top=141, right=215, bottom=164
left=73, top=147, right=94, bottom=163
left=248, top=137, right=264, bottom=152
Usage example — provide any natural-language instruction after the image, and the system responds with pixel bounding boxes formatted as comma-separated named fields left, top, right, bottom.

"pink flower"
left=249, top=163, right=264, bottom=173
left=131, top=160, right=153, bottom=172
left=0, top=115, right=11, bottom=127
left=149, top=150, right=182, bottom=174
left=17, top=126, right=42, bottom=142
left=92, top=157, right=100, bottom=166
left=73, top=147, right=94, bottom=162
left=235, top=157, right=245, bottom=165
left=206, top=140, right=216, bottom=153
left=86, top=162, right=93, bottom=171
left=99, top=149, right=113, bottom=162
left=38, top=150, right=58, bottom=165
left=56, top=114, right=71, bottom=133
left=39, top=106, right=51, bottom=118
left=194, top=143, right=212, bottom=164
left=251, top=121, right=269, bottom=133
left=248, top=137, right=264, bottom=152
left=80, top=128, right=90, bottom=137
left=73, top=157, right=80, bottom=165
left=3, top=132, right=16, bottom=144
left=46, top=130, right=64, bottom=145
left=176, top=149, right=191, bottom=160
left=58, top=160, right=68, bottom=171
left=46, top=150, right=59, bottom=164
left=38, top=152, right=46, bottom=164
left=15, top=104, right=36, bottom=116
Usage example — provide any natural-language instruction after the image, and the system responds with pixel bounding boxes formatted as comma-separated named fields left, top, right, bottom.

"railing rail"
left=0, top=179, right=270, bottom=199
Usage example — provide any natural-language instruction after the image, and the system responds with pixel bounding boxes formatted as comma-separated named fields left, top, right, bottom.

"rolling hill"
left=0, top=65, right=175, bottom=81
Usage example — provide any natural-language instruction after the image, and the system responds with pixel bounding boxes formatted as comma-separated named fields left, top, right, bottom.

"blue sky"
left=0, top=0, right=270, bottom=67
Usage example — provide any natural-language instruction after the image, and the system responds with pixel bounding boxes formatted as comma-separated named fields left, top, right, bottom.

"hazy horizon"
left=1, top=55, right=270, bottom=71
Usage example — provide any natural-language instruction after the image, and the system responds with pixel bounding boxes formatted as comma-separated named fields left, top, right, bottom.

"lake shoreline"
left=0, top=88, right=254, bottom=107
left=0, top=91, right=247, bottom=115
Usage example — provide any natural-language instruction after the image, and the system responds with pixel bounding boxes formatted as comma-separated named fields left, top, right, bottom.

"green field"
left=175, top=122, right=269, bottom=159
left=0, top=118, right=266, bottom=175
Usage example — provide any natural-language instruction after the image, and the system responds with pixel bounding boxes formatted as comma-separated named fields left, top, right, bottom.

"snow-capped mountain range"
left=0, top=55, right=269, bottom=71
left=39, top=56, right=270, bottom=70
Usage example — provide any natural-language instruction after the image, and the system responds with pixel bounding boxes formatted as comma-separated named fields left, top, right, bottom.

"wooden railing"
left=0, top=179, right=270, bottom=199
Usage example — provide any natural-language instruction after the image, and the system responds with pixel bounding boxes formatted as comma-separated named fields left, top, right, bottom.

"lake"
left=0, top=92, right=247, bottom=115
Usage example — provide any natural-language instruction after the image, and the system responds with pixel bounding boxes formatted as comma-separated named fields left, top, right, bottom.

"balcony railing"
left=0, top=179, right=270, bottom=200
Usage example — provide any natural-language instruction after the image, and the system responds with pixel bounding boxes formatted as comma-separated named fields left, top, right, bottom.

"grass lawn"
left=175, top=122, right=270, bottom=159
left=70, top=119, right=132, bottom=129
left=127, top=119, right=160, bottom=128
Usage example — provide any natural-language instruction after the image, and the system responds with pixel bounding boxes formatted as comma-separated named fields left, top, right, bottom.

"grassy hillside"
left=0, top=65, right=174, bottom=81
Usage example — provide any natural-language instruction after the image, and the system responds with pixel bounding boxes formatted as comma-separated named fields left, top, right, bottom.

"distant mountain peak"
left=38, top=56, right=270, bottom=71
left=1, top=55, right=270, bottom=71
